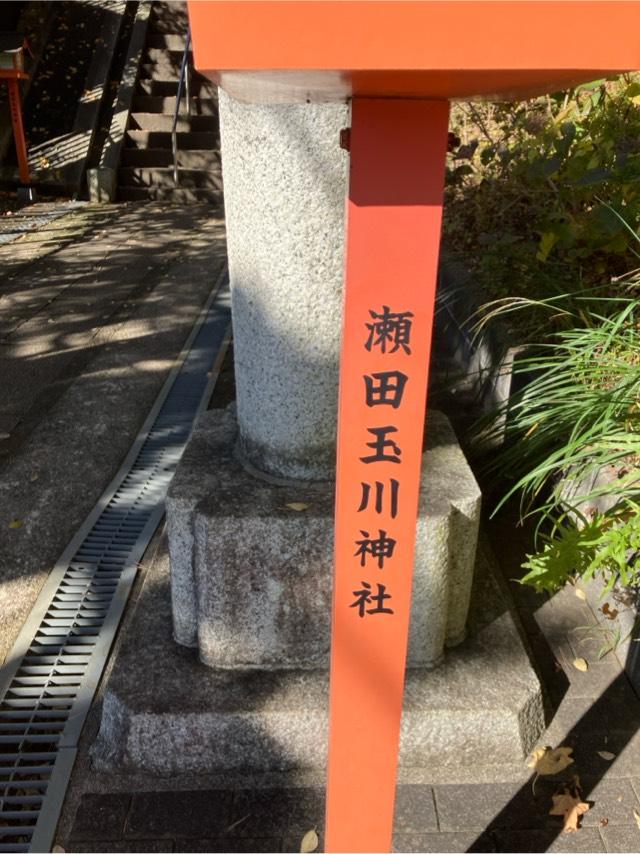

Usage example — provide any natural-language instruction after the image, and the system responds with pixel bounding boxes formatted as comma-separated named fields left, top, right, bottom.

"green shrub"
left=445, top=76, right=640, bottom=338
left=480, top=293, right=640, bottom=593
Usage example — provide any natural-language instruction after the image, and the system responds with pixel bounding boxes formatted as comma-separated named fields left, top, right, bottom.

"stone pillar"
left=219, top=90, right=350, bottom=480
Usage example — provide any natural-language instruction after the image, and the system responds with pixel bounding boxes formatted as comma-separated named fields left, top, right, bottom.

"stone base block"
left=90, top=538, right=544, bottom=776
left=166, top=407, right=481, bottom=670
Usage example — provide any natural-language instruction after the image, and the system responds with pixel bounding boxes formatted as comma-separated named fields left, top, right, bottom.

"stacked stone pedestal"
left=90, top=407, right=544, bottom=777
left=90, top=91, right=544, bottom=777
left=168, top=407, right=481, bottom=672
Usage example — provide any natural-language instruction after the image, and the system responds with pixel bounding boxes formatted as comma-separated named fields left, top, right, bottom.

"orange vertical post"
left=7, top=77, right=30, bottom=185
left=325, top=97, right=450, bottom=853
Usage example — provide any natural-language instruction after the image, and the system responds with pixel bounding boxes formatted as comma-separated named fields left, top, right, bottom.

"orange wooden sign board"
left=186, top=2, right=640, bottom=850
left=326, top=97, right=449, bottom=853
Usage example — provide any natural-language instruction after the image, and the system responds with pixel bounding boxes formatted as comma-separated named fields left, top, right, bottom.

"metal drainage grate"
left=0, top=270, right=231, bottom=853
left=0, top=203, right=86, bottom=248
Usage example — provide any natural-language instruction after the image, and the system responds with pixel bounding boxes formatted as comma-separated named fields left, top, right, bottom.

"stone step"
left=118, top=167, right=222, bottom=190
left=136, top=79, right=179, bottom=97
left=120, top=147, right=219, bottom=168
left=129, top=113, right=217, bottom=132
left=116, top=186, right=223, bottom=204
left=136, top=76, right=216, bottom=97
left=139, top=62, right=182, bottom=82
left=146, top=22, right=187, bottom=36
left=132, top=95, right=218, bottom=115
left=125, top=130, right=218, bottom=150
left=143, top=46, right=191, bottom=64
left=145, top=33, right=188, bottom=51
left=148, top=7, right=188, bottom=36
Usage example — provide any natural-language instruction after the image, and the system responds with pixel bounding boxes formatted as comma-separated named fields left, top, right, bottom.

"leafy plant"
left=478, top=290, right=640, bottom=593
left=445, top=75, right=640, bottom=339
left=520, top=501, right=640, bottom=593
left=480, top=294, right=640, bottom=515
left=455, top=75, right=640, bottom=592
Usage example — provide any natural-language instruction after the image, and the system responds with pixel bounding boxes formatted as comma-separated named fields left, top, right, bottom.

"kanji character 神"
left=354, top=529, right=397, bottom=569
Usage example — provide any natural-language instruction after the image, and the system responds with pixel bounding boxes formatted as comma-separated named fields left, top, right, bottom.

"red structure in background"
left=187, top=3, right=640, bottom=850
left=0, top=33, right=31, bottom=187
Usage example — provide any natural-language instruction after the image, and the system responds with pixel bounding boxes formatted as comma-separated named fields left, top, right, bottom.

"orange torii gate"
left=0, top=33, right=32, bottom=193
left=186, top=3, right=640, bottom=851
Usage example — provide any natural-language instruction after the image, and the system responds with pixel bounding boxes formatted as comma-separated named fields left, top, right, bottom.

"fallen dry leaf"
left=633, top=808, right=640, bottom=829
left=601, top=602, right=619, bottom=621
left=597, top=750, right=616, bottom=761
left=300, top=828, right=319, bottom=853
left=549, top=791, right=590, bottom=832
left=8, top=519, right=23, bottom=529
left=573, top=657, right=589, bottom=672
left=527, top=746, right=574, bottom=776
left=574, top=588, right=587, bottom=601
left=285, top=502, right=311, bottom=512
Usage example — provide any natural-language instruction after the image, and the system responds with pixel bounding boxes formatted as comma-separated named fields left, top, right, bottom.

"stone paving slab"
left=177, top=841, right=283, bottom=853
left=68, top=793, right=132, bottom=841
left=392, top=832, right=495, bottom=853
left=434, top=780, right=557, bottom=832
left=229, top=789, right=325, bottom=839
left=394, top=785, right=439, bottom=834
left=65, top=780, right=640, bottom=853
left=579, top=777, right=640, bottom=827
left=126, top=791, right=234, bottom=839
left=492, top=828, right=606, bottom=853
left=600, top=824, right=640, bottom=853
left=69, top=843, right=172, bottom=853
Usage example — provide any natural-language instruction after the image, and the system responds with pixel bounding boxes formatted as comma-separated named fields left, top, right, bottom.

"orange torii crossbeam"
left=326, top=98, right=449, bottom=853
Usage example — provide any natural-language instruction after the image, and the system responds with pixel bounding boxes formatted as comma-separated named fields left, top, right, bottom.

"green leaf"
left=574, top=167, right=612, bottom=186
left=625, top=82, right=640, bottom=99
left=577, top=79, right=606, bottom=93
left=520, top=520, right=602, bottom=593
left=480, top=146, right=495, bottom=165
left=537, top=231, right=560, bottom=262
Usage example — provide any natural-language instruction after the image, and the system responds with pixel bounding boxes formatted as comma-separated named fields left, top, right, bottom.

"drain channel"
left=0, top=270, right=231, bottom=853
left=0, top=203, right=86, bottom=248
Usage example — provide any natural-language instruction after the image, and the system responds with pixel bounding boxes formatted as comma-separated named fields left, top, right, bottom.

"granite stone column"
left=219, top=90, right=350, bottom=480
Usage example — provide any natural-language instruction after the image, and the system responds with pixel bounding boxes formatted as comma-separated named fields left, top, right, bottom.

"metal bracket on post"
left=326, top=97, right=450, bottom=854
